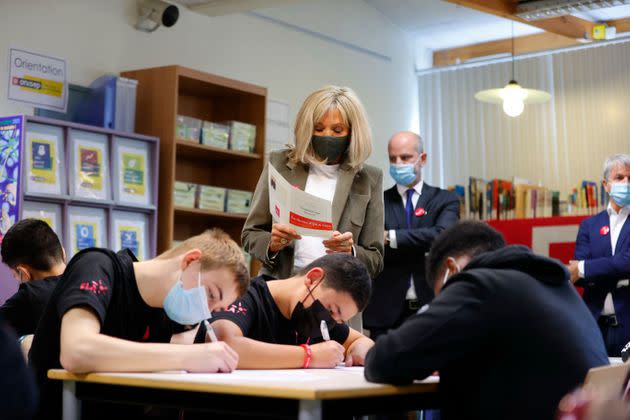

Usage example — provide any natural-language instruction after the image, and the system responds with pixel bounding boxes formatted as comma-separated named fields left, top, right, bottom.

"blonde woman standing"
left=243, top=85, right=384, bottom=297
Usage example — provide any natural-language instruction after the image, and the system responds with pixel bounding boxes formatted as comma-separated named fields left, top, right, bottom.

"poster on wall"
left=24, top=123, right=64, bottom=195
left=8, top=48, right=68, bottom=112
left=22, top=201, right=63, bottom=244
left=113, top=137, right=151, bottom=206
left=67, top=206, right=107, bottom=257
left=69, top=130, right=110, bottom=200
left=0, top=116, right=22, bottom=241
left=111, top=211, right=148, bottom=261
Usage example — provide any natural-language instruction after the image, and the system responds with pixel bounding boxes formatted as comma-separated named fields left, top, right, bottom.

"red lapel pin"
left=600, top=226, right=610, bottom=236
left=415, top=208, right=426, bottom=217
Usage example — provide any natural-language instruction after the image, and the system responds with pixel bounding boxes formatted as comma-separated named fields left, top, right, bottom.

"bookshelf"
left=450, top=177, right=608, bottom=222
left=175, top=139, right=261, bottom=161
left=121, top=65, right=266, bottom=273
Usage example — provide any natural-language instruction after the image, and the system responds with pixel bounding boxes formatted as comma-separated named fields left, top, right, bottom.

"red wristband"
left=300, top=344, right=312, bottom=369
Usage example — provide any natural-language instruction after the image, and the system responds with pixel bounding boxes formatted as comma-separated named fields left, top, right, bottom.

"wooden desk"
left=49, top=367, right=439, bottom=419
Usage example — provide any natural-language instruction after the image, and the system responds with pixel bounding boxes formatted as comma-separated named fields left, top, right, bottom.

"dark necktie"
left=405, top=188, right=415, bottom=228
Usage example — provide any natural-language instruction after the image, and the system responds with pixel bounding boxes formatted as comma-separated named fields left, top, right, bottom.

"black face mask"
left=311, top=135, right=350, bottom=163
left=291, top=300, right=337, bottom=340
left=290, top=281, right=337, bottom=340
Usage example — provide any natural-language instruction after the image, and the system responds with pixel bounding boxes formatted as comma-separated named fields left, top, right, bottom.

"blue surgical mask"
left=610, top=183, right=630, bottom=207
left=389, top=161, right=419, bottom=186
left=163, top=269, right=210, bottom=325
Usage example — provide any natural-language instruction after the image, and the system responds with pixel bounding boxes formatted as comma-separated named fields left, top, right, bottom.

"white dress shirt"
left=578, top=202, right=630, bottom=315
left=293, top=163, right=339, bottom=271
left=389, top=181, right=423, bottom=300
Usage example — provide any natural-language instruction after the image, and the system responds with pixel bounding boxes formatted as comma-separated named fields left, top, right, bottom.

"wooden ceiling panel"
left=436, top=1, right=630, bottom=67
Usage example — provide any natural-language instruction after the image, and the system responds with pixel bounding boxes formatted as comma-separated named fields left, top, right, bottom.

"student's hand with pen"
left=323, top=231, right=354, bottom=254
left=309, top=341, right=345, bottom=368
left=185, top=342, right=239, bottom=373
left=343, top=337, right=374, bottom=367
left=269, top=223, right=302, bottom=252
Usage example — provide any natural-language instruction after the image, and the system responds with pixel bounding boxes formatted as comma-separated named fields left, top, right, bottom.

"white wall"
left=0, top=0, right=418, bottom=176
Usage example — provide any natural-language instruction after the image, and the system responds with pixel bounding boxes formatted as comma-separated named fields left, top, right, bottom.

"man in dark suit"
left=569, top=153, right=630, bottom=356
left=363, top=131, right=459, bottom=339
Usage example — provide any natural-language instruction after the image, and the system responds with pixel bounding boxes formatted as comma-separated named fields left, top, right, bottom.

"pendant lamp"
left=475, top=23, right=551, bottom=117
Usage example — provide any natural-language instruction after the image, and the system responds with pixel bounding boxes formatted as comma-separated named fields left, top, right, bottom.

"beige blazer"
left=242, top=149, right=384, bottom=280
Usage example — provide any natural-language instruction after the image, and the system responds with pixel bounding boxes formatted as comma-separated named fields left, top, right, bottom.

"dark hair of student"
left=426, top=220, right=506, bottom=289
left=299, top=253, right=371, bottom=311
left=1, top=218, right=64, bottom=271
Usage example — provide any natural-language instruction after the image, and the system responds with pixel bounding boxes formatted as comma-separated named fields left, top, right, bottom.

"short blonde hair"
left=288, top=85, right=372, bottom=169
left=158, top=229, right=250, bottom=295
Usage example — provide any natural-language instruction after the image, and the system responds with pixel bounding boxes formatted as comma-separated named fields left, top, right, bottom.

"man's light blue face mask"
left=389, top=157, right=421, bottom=187
left=163, top=265, right=211, bottom=325
left=610, top=182, right=630, bottom=207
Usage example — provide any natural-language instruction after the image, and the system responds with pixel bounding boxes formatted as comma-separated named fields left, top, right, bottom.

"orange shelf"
left=175, top=139, right=260, bottom=161
left=174, top=206, right=249, bottom=220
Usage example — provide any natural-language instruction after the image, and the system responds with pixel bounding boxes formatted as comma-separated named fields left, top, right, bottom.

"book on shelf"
left=567, top=181, right=607, bottom=215
left=491, top=179, right=514, bottom=220
left=463, top=177, right=561, bottom=220
left=459, top=176, right=610, bottom=220
left=447, top=185, right=467, bottom=219
left=468, top=177, right=487, bottom=220
left=552, top=191, right=560, bottom=216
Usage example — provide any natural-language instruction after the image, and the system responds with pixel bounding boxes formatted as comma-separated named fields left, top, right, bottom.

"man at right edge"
left=569, top=153, right=630, bottom=356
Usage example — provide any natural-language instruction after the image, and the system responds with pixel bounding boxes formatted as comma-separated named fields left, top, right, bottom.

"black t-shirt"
left=198, top=276, right=350, bottom=345
left=0, top=275, right=59, bottom=337
left=29, top=248, right=178, bottom=420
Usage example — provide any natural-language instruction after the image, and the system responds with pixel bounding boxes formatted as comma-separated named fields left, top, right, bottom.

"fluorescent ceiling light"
left=516, top=0, right=630, bottom=21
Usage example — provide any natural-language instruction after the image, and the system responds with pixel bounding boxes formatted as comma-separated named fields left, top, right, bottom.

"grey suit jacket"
left=242, top=149, right=384, bottom=280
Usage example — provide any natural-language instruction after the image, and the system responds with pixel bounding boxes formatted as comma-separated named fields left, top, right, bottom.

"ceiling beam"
left=444, top=0, right=594, bottom=40
left=533, top=15, right=594, bottom=39
left=433, top=16, right=630, bottom=67
left=444, top=0, right=517, bottom=18
left=607, top=17, right=630, bottom=33
left=433, top=32, right=576, bottom=66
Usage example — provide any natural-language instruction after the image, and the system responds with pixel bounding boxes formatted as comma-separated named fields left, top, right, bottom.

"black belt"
left=598, top=314, right=619, bottom=327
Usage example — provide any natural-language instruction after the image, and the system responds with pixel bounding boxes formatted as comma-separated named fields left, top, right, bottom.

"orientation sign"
left=8, top=48, right=68, bottom=112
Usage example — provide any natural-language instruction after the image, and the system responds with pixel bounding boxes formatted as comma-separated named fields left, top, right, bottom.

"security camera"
left=135, top=0, right=179, bottom=33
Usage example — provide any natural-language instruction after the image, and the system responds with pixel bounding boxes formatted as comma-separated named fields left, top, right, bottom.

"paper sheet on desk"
left=111, top=369, right=357, bottom=384
left=151, top=367, right=437, bottom=384
left=333, top=366, right=364, bottom=372
left=268, top=162, right=333, bottom=238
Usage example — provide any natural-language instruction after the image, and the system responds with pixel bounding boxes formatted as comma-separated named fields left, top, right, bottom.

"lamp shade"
left=475, top=80, right=551, bottom=117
